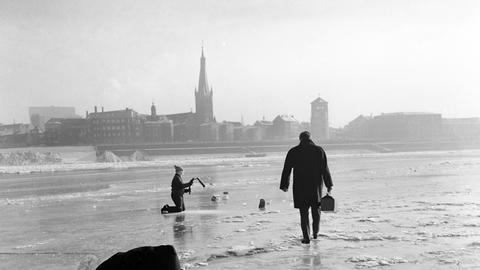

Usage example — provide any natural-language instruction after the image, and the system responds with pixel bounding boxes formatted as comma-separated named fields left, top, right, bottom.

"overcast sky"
left=1, top=0, right=479, bottom=127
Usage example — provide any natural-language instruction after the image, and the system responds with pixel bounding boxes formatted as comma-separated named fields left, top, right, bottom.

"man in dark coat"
left=280, top=131, right=333, bottom=244
left=162, top=165, right=194, bottom=213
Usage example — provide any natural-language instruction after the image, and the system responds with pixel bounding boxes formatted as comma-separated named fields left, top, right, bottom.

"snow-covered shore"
left=2, top=147, right=480, bottom=175
left=0, top=151, right=285, bottom=175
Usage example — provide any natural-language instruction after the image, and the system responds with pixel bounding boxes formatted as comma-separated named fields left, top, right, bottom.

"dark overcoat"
left=171, top=174, right=190, bottom=196
left=280, top=139, right=333, bottom=209
left=170, top=173, right=192, bottom=211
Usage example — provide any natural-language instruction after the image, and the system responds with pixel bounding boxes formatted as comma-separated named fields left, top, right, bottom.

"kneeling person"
left=163, top=165, right=194, bottom=213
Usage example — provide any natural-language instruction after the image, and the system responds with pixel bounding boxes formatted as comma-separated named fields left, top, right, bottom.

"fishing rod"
left=194, top=177, right=206, bottom=188
left=185, top=177, right=206, bottom=194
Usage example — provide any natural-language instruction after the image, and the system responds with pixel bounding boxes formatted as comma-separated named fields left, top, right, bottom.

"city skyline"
left=1, top=0, right=480, bottom=127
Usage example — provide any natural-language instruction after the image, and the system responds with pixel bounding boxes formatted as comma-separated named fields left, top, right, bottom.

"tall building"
left=311, top=97, right=329, bottom=141
left=87, top=106, right=143, bottom=145
left=195, top=47, right=214, bottom=124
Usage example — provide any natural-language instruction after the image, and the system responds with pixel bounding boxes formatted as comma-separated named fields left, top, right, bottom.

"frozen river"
left=1, top=150, right=480, bottom=269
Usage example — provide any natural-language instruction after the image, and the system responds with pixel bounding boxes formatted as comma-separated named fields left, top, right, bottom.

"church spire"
left=195, top=45, right=214, bottom=124
left=197, top=46, right=209, bottom=94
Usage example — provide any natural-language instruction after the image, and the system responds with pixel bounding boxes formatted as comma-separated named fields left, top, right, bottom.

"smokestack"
left=102, top=106, right=104, bottom=113
left=86, top=111, right=88, bottom=118
left=94, top=106, right=97, bottom=113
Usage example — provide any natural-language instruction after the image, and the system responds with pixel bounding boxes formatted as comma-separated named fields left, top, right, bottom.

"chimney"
left=86, top=111, right=89, bottom=118
left=94, top=106, right=97, bottom=113
left=102, top=106, right=104, bottom=113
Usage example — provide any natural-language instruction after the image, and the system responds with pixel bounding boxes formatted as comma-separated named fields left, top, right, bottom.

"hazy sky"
left=1, top=0, right=479, bottom=127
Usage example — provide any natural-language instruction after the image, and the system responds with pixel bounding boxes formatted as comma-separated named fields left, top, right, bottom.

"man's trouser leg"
left=311, top=202, right=321, bottom=238
left=299, top=207, right=310, bottom=240
left=169, top=194, right=184, bottom=213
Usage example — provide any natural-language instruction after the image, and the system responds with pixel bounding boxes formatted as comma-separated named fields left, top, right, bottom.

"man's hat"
left=174, top=165, right=183, bottom=172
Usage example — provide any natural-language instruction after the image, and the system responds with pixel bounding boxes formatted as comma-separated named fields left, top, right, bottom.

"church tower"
left=311, top=97, right=329, bottom=141
left=195, top=47, right=214, bottom=124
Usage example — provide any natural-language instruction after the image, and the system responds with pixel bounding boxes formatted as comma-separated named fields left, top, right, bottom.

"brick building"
left=87, top=107, right=143, bottom=145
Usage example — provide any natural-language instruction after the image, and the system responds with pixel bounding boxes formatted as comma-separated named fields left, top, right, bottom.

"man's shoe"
left=313, top=234, right=318, bottom=239
left=301, top=238, right=310, bottom=244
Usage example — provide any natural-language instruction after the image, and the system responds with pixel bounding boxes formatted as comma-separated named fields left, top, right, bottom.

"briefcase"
left=320, top=194, right=336, bottom=212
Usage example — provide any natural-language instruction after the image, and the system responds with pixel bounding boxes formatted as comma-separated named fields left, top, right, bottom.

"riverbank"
left=95, top=139, right=480, bottom=156
left=1, top=139, right=480, bottom=175
left=0, top=152, right=281, bottom=174
left=0, top=149, right=375, bottom=175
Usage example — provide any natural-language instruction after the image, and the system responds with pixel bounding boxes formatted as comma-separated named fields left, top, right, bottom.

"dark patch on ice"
left=418, top=220, right=449, bottom=227
left=468, top=241, right=480, bottom=247
left=412, top=173, right=459, bottom=178
left=412, top=207, right=447, bottom=212
left=462, top=223, right=480, bottom=227
left=414, top=201, right=476, bottom=207
left=438, top=258, right=461, bottom=265
left=415, top=231, right=475, bottom=238
left=357, top=217, right=391, bottom=223
left=424, top=250, right=459, bottom=256
left=221, top=215, right=246, bottom=223
left=214, top=234, right=233, bottom=240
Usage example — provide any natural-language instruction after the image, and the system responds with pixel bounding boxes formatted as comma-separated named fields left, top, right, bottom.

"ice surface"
left=1, top=149, right=480, bottom=269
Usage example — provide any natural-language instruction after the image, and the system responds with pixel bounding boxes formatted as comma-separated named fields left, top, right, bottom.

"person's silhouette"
left=280, top=131, right=333, bottom=244
left=163, top=165, right=194, bottom=213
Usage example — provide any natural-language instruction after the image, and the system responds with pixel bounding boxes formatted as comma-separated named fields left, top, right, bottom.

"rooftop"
left=311, top=97, right=328, bottom=104
left=380, top=112, right=441, bottom=116
left=274, top=115, right=298, bottom=122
